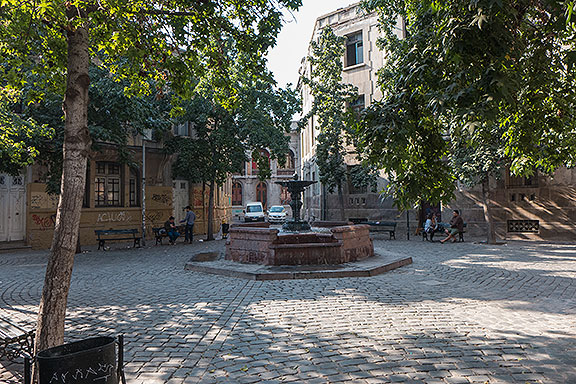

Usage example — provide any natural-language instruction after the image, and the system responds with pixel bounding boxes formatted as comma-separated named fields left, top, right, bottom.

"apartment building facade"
left=298, top=2, right=576, bottom=241
left=298, top=3, right=404, bottom=224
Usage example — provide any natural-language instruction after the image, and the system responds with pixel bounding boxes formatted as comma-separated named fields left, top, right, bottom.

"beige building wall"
left=298, top=3, right=402, bottom=222
left=23, top=133, right=233, bottom=249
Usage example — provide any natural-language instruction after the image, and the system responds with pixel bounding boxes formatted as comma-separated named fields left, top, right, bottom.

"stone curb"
left=184, top=255, right=413, bottom=280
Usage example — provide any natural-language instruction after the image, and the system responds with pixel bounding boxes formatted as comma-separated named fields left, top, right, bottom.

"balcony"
left=277, top=169, right=295, bottom=176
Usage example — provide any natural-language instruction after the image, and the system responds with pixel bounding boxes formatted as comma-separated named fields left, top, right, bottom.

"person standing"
left=180, top=206, right=196, bottom=243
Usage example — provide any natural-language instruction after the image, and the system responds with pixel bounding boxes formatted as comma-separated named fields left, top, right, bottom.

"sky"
left=266, top=0, right=358, bottom=89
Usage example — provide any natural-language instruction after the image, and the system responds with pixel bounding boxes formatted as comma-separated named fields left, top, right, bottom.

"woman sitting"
left=424, top=213, right=438, bottom=241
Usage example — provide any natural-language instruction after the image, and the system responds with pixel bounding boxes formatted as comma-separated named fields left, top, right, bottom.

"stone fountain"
left=225, top=175, right=375, bottom=266
left=275, top=174, right=315, bottom=232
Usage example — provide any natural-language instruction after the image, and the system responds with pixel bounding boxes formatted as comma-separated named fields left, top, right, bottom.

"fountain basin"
left=225, top=224, right=374, bottom=265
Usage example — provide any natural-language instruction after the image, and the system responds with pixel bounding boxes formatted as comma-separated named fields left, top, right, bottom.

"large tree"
left=0, top=0, right=301, bottom=370
left=169, top=63, right=300, bottom=240
left=356, top=0, right=576, bottom=242
left=300, top=26, right=359, bottom=220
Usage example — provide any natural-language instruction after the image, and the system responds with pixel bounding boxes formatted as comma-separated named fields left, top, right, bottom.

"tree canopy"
left=1, top=0, right=303, bottom=362
left=300, top=27, right=357, bottom=195
left=357, top=0, right=576, bottom=210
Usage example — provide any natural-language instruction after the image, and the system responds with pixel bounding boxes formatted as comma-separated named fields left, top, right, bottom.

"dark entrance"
left=256, top=182, right=267, bottom=209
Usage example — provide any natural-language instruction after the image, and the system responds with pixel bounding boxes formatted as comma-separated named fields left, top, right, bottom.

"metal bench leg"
left=117, top=334, right=126, bottom=384
left=24, top=356, right=31, bottom=384
left=98, top=240, right=105, bottom=250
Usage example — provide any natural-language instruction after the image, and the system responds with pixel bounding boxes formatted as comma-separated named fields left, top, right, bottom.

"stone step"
left=0, top=241, right=32, bottom=253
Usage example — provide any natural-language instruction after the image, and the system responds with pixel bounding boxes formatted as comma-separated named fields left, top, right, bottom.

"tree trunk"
left=482, top=176, right=496, bottom=244
left=337, top=184, right=345, bottom=221
left=33, top=22, right=91, bottom=366
left=201, top=182, right=206, bottom=235
left=75, top=235, right=82, bottom=254
left=207, top=181, right=215, bottom=241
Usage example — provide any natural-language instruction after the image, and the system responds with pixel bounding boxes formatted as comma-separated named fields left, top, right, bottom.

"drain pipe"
left=322, top=183, right=327, bottom=221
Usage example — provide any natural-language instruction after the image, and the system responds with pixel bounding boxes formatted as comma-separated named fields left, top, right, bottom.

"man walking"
left=180, top=206, right=196, bottom=243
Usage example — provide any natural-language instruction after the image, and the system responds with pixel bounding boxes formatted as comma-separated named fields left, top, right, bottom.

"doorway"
left=0, top=174, right=26, bottom=242
left=172, top=180, right=189, bottom=222
left=256, top=182, right=267, bottom=210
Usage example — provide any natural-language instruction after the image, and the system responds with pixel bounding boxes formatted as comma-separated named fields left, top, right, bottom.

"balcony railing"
left=277, top=169, right=295, bottom=176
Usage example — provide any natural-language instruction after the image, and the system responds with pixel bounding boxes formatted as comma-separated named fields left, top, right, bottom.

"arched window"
left=256, top=182, right=267, bottom=209
left=280, top=186, right=291, bottom=205
left=232, top=182, right=243, bottom=206
left=287, top=150, right=295, bottom=169
left=251, top=149, right=270, bottom=173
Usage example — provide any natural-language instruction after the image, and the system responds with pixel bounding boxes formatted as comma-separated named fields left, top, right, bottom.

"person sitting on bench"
left=441, top=210, right=464, bottom=244
left=164, top=216, right=180, bottom=245
left=424, top=213, right=438, bottom=241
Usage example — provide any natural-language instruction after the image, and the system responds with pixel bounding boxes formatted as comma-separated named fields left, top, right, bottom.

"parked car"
left=244, top=202, right=266, bottom=222
left=267, top=205, right=287, bottom=223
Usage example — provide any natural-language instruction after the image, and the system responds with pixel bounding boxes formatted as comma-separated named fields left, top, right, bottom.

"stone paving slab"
left=1, top=238, right=576, bottom=383
left=184, top=253, right=413, bottom=280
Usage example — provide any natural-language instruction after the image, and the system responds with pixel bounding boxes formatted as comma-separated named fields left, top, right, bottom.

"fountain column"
left=275, top=174, right=316, bottom=232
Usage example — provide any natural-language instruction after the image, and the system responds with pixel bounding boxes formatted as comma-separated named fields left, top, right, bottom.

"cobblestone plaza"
left=1, top=239, right=575, bottom=383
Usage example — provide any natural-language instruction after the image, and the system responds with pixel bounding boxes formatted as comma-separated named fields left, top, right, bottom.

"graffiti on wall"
left=151, top=193, right=171, bottom=206
left=97, top=211, right=133, bottom=223
left=144, top=211, right=163, bottom=224
left=32, top=214, right=57, bottom=231
left=30, top=193, right=59, bottom=209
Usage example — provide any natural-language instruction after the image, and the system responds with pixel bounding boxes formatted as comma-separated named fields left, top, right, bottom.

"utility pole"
left=141, top=137, right=146, bottom=246
left=406, top=210, right=410, bottom=240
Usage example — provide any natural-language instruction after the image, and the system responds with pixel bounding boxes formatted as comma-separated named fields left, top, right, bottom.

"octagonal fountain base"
left=225, top=223, right=374, bottom=266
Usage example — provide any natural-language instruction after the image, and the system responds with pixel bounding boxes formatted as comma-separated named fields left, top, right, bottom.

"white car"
left=244, top=202, right=266, bottom=222
left=267, top=205, right=287, bottom=223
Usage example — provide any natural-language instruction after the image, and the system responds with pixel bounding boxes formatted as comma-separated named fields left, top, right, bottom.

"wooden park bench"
left=360, top=221, right=397, bottom=240
left=0, top=317, right=35, bottom=361
left=95, top=229, right=141, bottom=250
left=152, top=227, right=168, bottom=245
left=422, top=222, right=467, bottom=242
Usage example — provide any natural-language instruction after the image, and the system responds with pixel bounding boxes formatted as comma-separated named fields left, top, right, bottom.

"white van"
left=244, top=202, right=266, bottom=222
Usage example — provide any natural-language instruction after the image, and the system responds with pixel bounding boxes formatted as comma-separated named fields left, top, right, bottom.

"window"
left=287, top=150, right=295, bottom=169
left=232, top=182, right=243, bottom=206
left=346, top=31, right=363, bottom=67
left=173, top=122, right=190, bottom=137
left=95, top=162, right=123, bottom=207
left=251, top=149, right=270, bottom=173
left=349, top=95, right=365, bottom=113
left=129, top=168, right=140, bottom=207
left=507, top=169, right=538, bottom=188
left=247, top=204, right=263, bottom=213
left=280, top=187, right=291, bottom=205
left=311, top=172, right=318, bottom=196
left=83, top=165, right=90, bottom=208
left=347, top=165, right=374, bottom=194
